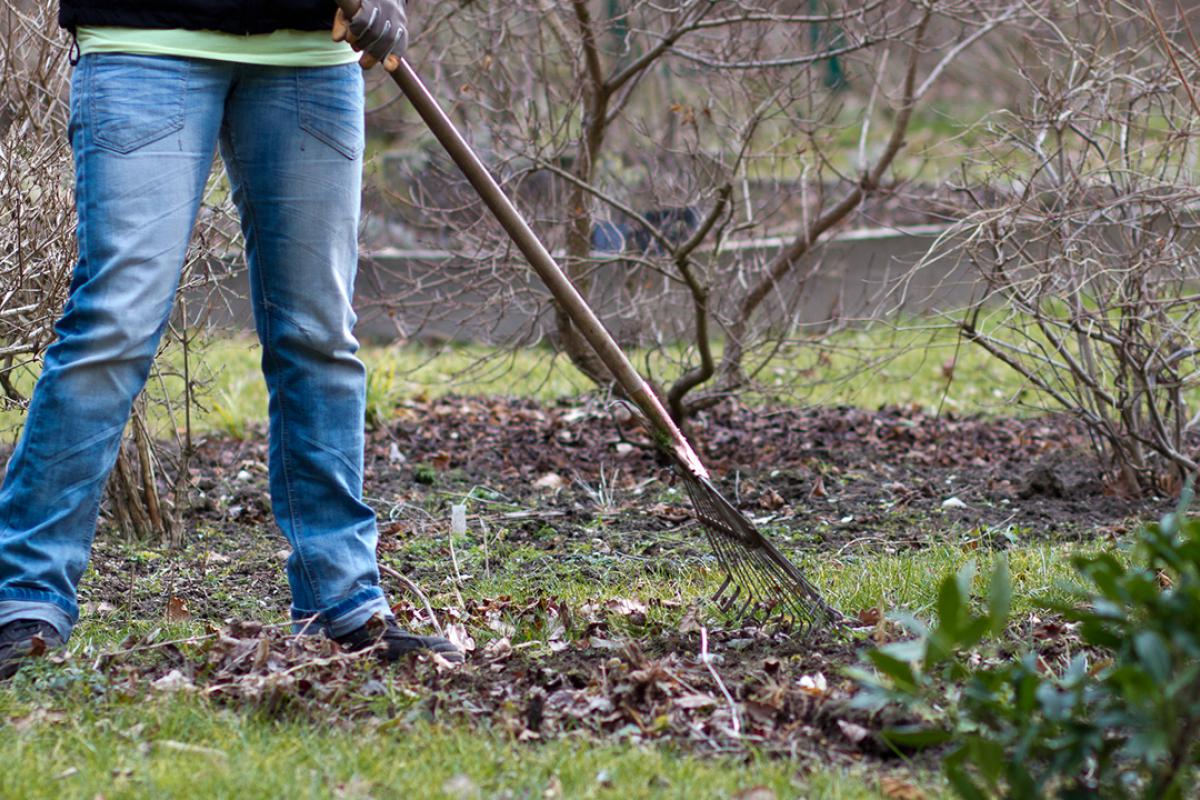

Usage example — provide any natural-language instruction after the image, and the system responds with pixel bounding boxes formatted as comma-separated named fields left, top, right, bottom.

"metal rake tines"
left=684, top=472, right=755, bottom=546
left=682, top=473, right=842, bottom=630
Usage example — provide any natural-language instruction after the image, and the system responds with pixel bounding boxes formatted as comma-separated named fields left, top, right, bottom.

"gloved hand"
left=333, top=0, right=408, bottom=71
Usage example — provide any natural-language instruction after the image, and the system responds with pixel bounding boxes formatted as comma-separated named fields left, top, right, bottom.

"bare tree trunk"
left=104, top=402, right=177, bottom=544
left=109, top=444, right=154, bottom=543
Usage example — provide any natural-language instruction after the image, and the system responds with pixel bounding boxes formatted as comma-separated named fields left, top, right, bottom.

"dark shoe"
left=0, top=620, right=64, bottom=680
left=333, top=616, right=465, bottom=664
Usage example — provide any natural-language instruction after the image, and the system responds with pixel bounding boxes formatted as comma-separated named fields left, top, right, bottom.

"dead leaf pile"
left=68, top=610, right=923, bottom=763
left=93, top=620, right=429, bottom=718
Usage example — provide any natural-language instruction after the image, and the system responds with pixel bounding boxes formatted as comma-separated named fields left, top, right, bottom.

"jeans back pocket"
left=86, top=54, right=189, bottom=155
left=297, top=65, right=364, bottom=160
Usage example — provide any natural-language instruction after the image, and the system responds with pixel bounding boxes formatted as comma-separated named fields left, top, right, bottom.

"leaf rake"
left=337, top=3, right=844, bottom=631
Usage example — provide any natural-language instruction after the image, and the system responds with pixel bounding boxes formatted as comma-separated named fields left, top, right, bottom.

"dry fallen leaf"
left=445, top=622, right=476, bottom=653
left=797, top=672, right=828, bottom=697
left=151, top=669, right=195, bottom=693
left=647, top=503, right=691, bottom=523
left=809, top=473, right=828, bottom=499
left=677, top=605, right=702, bottom=635
left=880, top=777, right=927, bottom=800
left=165, top=596, right=192, bottom=623
left=673, top=692, right=718, bottom=710
left=252, top=637, right=271, bottom=670
left=757, top=488, right=785, bottom=510
left=606, top=598, right=648, bottom=617
left=9, top=709, right=66, bottom=730
left=483, top=637, right=512, bottom=662
left=856, top=607, right=883, bottom=626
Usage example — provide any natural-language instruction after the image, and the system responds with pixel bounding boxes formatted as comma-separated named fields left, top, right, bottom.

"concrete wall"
left=196, top=223, right=975, bottom=345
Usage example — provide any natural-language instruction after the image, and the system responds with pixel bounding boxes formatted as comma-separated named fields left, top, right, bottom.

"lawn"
left=0, top=333, right=1163, bottom=799
left=0, top=529, right=1089, bottom=800
left=0, top=319, right=1036, bottom=445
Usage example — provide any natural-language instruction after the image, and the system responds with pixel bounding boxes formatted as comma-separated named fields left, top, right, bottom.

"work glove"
left=333, top=0, right=408, bottom=71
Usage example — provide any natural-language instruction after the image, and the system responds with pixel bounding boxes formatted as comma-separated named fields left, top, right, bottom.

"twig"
left=480, top=517, right=491, bottom=580
left=1148, top=0, right=1200, bottom=118
left=126, top=559, right=135, bottom=630
left=91, top=616, right=315, bottom=666
left=700, top=627, right=740, bottom=737
left=379, top=562, right=445, bottom=637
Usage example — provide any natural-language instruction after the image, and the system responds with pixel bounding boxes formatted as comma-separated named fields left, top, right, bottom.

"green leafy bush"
left=852, top=489, right=1200, bottom=798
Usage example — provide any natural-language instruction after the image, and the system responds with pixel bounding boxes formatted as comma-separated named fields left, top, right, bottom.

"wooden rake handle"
left=332, top=0, right=710, bottom=479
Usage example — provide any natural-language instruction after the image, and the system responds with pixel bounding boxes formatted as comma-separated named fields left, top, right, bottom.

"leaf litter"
left=57, top=598, right=1086, bottom=766
left=70, top=603, right=915, bottom=764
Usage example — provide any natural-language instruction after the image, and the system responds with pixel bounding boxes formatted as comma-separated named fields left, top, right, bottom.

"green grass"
left=0, top=320, right=1036, bottom=445
left=802, top=541, right=1088, bottom=620
left=397, top=522, right=1088, bottom=628
left=7, top=536, right=1066, bottom=800
left=0, top=541, right=1088, bottom=800
left=0, top=694, right=909, bottom=799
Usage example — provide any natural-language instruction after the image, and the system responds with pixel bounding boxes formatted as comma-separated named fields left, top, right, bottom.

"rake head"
left=681, top=471, right=845, bottom=632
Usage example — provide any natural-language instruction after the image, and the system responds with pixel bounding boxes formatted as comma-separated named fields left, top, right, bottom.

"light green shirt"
left=76, top=26, right=359, bottom=67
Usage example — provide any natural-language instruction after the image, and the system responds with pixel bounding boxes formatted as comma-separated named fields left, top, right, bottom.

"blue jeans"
left=0, top=54, right=392, bottom=640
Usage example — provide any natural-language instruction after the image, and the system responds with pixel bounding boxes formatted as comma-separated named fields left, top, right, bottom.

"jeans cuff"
left=0, top=599, right=75, bottom=641
left=291, top=586, right=390, bottom=638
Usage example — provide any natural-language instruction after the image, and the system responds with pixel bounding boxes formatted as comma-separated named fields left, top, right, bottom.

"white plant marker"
left=451, top=504, right=468, bottom=536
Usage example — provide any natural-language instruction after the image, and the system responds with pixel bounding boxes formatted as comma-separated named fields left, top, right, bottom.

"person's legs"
left=218, top=62, right=391, bottom=637
left=0, top=54, right=229, bottom=639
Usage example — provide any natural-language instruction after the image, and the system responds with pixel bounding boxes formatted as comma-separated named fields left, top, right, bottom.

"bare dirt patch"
left=361, top=396, right=1159, bottom=548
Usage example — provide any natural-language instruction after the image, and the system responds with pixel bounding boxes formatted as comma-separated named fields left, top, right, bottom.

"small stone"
left=151, top=669, right=194, bottom=693
left=442, top=775, right=480, bottom=800
left=533, top=472, right=565, bottom=491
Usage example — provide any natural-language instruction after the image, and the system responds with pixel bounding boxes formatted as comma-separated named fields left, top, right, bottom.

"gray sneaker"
left=0, top=620, right=64, bottom=679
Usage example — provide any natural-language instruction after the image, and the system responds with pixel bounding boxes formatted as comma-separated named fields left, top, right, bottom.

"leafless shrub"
left=1, top=1, right=239, bottom=542
left=361, top=0, right=1034, bottom=426
left=935, top=2, right=1200, bottom=495
left=0, top=2, right=73, bottom=398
